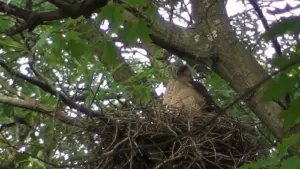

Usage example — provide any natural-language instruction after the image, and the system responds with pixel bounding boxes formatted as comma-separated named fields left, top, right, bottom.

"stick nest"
left=88, top=106, right=270, bottom=169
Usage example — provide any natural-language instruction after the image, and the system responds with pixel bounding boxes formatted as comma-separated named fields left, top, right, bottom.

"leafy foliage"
left=0, top=0, right=299, bottom=168
left=263, top=17, right=300, bottom=41
left=241, top=11, right=300, bottom=169
left=261, top=23, right=300, bottom=129
left=241, top=134, right=300, bottom=169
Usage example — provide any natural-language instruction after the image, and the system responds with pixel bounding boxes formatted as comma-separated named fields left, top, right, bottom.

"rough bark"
left=193, top=0, right=286, bottom=139
left=136, top=1, right=286, bottom=139
left=213, top=25, right=284, bottom=139
left=0, top=0, right=292, bottom=141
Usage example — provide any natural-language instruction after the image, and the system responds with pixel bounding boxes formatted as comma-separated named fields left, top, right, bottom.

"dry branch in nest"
left=87, top=105, right=270, bottom=169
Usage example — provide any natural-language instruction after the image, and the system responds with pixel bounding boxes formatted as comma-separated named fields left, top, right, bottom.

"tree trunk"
left=144, top=0, right=287, bottom=140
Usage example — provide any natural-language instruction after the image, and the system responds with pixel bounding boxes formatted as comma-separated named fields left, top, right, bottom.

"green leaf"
left=281, top=156, right=300, bottom=169
left=263, top=17, right=300, bottom=40
left=68, top=39, right=86, bottom=59
left=0, top=37, right=25, bottom=51
left=261, top=75, right=298, bottom=102
left=154, top=48, right=165, bottom=59
left=0, top=139, right=7, bottom=146
left=277, top=133, right=300, bottom=153
left=272, top=56, right=289, bottom=68
left=0, top=16, right=12, bottom=29
left=119, top=19, right=151, bottom=44
left=145, top=4, right=158, bottom=19
left=33, top=27, right=55, bottom=50
left=39, top=92, right=57, bottom=106
left=29, top=156, right=45, bottom=169
left=52, top=34, right=66, bottom=56
left=44, top=45, right=64, bottom=65
left=128, top=0, right=148, bottom=6
left=119, top=21, right=138, bottom=45
left=110, top=62, right=125, bottom=75
left=239, top=162, right=259, bottom=169
left=67, top=31, right=81, bottom=40
left=24, top=112, right=35, bottom=126
left=21, top=83, right=40, bottom=98
left=109, top=83, right=120, bottom=95
left=135, top=85, right=152, bottom=104
left=271, top=54, right=300, bottom=71
left=0, top=104, right=15, bottom=116
left=15, top=153, right=29, bottom=164
left=136, top=19, right=152, bottom=44
left=280, top=97, right=300, bottom=129
left=14, top=108, right=29, bottom=118
left=240, top=157, right=267, bottom=169
left=36, top=150, right=44, bottom=159
left=100, top=4, right=124, bottom=30
left=0, top=116, right=13, bottom=124
left=102, top=41, right=119, bottom=69
left=280, top=105, right=300, bottom=129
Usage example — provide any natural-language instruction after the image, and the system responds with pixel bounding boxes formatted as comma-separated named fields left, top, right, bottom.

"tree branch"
left=0, top=60, right=103, bottom=117
left=0, top=77, right=31, bottom=101
left=248, top=0, right=282, bottom=57
left=46, top=0, right=71, bottom=9
left=0, top=0, right=108, bottom=35
left=248, top=0, right=291, bottom=109
left=0, top=94, right=84, bottom=127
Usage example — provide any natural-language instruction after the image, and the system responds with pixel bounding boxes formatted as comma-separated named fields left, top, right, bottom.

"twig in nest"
left=153, top=154, right=183, bottom=169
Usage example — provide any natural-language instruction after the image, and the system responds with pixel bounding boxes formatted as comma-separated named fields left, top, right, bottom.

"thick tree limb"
left=0, top=0, right=297, bottom=150
left=201, top=0, right=285, bottom=139
left=125, top=0, right=289, bottom=141
left=0, top=0, right=108, bottom=35
left=125, top=7, right=213, bottom=59
left=46, top=0, right=71, bottom=8
left=1, top=0, right=212, bottom=62
left=0, top=94, right=84, bottom=127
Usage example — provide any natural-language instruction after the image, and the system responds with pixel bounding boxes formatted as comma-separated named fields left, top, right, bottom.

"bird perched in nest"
left=163, top=64, right=220, bottom=115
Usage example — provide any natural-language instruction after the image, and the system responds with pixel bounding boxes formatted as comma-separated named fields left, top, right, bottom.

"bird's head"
left=171, top=65, right=193, bottom=82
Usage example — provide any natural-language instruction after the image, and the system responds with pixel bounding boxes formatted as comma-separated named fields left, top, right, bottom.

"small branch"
left=0, top=94, right=84, bottom=127
left=248, top=0, right=292, bottom=110
left=201, top=57, right=300, bottom=128
left=0, top=132, right=90, bottom=168
left=0, top=77, right=31, bottom=101
left=248, top=0, right=282, bottom=57
left=266, top=3, right=300, bottom=15
left=0, top=60, right=103, bottom=117
left=26, top=0, right=33, bottom=10
left=223, top=57, right=300, bottom=112
left=0, top=0, right=109, bottom=35
left=0, top=2, right=31, bottom=19
left=154, top=154, right=183, bottom=169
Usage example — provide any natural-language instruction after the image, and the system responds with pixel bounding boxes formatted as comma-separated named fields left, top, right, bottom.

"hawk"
left=163, top=65, right=220, bottom=115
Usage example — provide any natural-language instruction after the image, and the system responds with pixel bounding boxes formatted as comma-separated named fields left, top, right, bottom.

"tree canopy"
left=1, top=0, right=300, bottom=168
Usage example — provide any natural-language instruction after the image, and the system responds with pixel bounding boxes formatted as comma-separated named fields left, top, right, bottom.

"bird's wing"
left=163, top=78, right=207, bottom=113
